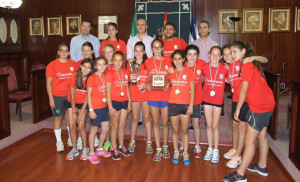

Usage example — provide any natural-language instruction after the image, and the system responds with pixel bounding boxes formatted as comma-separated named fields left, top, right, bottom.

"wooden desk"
left=0, top=74, right=10, bottom=139
left=289, top=79, right=300, bottom=170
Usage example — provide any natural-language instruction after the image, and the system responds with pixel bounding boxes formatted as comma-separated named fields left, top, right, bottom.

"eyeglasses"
left=59, top=49, right=69, bottom=53
left=152, top=47, right=162, bottom=50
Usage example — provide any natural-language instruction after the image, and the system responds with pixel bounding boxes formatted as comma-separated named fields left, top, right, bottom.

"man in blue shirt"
left=70, top=18, right=100, bottom=62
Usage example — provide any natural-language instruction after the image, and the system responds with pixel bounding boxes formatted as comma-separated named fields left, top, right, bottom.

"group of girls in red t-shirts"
left=46, top=36, right=275, bottom=179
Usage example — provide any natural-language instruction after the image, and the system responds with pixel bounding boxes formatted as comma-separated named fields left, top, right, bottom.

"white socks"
left=54, top=128, right=62, bottom=142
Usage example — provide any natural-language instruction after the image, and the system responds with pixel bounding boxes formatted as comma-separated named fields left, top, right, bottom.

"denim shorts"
left=112, top=100, right=128, bottom=111
left=91, top=107, right=110, bottom=126
left=147, top=101, right=168, bottom=108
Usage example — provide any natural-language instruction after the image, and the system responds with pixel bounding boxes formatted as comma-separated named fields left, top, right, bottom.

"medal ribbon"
left=153, top=57, right=163, bottom=73
left=209, top=63, right=220, bottom=91
left=175, top=67, right=184, bottom=91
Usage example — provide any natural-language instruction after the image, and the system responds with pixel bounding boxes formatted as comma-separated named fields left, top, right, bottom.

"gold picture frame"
left=295, top=7, right=300, bottom=32
left=97, top=15, right=118, bottom=40
left=218, top=9, right=238, bottom=34
left=66, top=15, right=81, bottom=35
left=29, top=16, right=44, bottom=36
left=268, top=7, right=290, bottom=32
left=243, top=8, right=264, bottom=33
left=47, top=16, right=63, bottom=36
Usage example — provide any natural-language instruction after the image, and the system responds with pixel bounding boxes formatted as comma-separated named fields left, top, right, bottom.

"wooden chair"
left=0, top=64, right=32, bottom=121
left=31, top=61, right=46, bottom=71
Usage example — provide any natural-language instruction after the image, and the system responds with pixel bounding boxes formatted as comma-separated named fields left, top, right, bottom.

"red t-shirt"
left=184, top=59, right=206, bottom=105
left=228, top=61, right=243, bottom=102
left=74, top=59, right=84, bottom=71
left=201, top=63, right=228, bottom=105
left=46, top=59, right=76, bottom=97
left=128, top=63, right=148, bottom=101
left=105, top=68, right=130, bottom=102
left=87, top=73, right=107, bottom=109
left=144, top=57, right=172, bottom=102
left=67, top=73, right=87, bottom=104
left=241, top=62, right=275, bottom=113
left=99, top=39, right=127, bottom=55
left=168, top=68, right=196, bottom=105
left=163, top=38, right=188, bottom=58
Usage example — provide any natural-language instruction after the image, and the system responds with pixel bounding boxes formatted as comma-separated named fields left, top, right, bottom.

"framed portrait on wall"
left=98, top=15, right=118, bottom=40
left=66, top=15, right=81, bottom=35
left=218, top=9, right=238, bottom=34
left=243, top=8, right=264, bottom=33
left=29, top=17, right=44, bottom=36
left=47, top=16, right=63, bottom=36
left=268, top=8, right=290, bottom=32
left=295, top=7, right=300, bottom=32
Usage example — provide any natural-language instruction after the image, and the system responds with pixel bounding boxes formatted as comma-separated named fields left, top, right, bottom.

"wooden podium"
left=0, top=74, right=10, bottom=139
left=289, top=79, right=300, bottom=170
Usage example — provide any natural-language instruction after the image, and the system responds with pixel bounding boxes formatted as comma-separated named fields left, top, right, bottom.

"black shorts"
left=202, top=101, right=223, bottom=108
left=246, top=110, right=274, bottom=132
left=66, top=101, right=87, bottom=110
left=191, top=104, right=201, bottom=118
left=91, top=107, right=110, bottom=126
left=232, top=102, right=249, bottom=122
left=112, top=100, right=128, bottom=111
left=168, top=103, right=189, bottom=116
left=51, top=96, right=67, bottom=117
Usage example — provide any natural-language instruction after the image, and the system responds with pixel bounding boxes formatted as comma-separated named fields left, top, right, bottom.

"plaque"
left=147, top=71, right=169, bottom=91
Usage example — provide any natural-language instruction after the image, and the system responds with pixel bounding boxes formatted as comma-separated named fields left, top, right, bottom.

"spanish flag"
left=163, top=9, right=167, bottom=39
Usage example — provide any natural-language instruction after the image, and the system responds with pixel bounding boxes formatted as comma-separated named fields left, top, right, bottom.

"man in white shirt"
left=191, top=20, right=218, bottom=63
left=70, top=19, right=100, bottom=62
left=127, top=19, right=154, bottom=59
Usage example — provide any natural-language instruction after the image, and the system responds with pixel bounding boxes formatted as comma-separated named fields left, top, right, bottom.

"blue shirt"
left=70, top=34, right=100, bottom=62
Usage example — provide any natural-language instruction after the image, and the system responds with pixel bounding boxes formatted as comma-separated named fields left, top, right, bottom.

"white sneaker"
left=224, top=148, right=236, bottom=159
left=204, top=147, right=213, bottom=161
left=211, top=149, right=219, bottom=163
left=80, top=148, right=89, bottom=160
left=56, top=141, right=64, bottom=152
left=67, top=137, right=73, bottom=148
left=226, top=155, right=242, bottom=168
left=77, top=137, right=83, bottom=150
left=94, top=136, right=99, bottom=147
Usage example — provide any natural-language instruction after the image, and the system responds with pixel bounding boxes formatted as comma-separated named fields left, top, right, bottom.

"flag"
left=130, top=11, right=137, bottom=38
left=189, top=11, right=196, bottom=43
left=163, top=9, right=167, bottom=39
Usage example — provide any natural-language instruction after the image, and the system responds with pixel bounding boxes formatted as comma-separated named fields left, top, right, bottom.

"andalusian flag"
left=163, top=9, right=167, bottom=39
left=130, top=11, right=137, bottom=38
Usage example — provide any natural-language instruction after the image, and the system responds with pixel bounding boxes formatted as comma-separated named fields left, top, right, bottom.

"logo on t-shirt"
left=70, top=67, right=74, bottom=72
left=117, top=45, right=120, bottom=49
left=235, top=65, right=240, bottom=71
left=165, top=65, right=169, bottom=70
left=219, top=74, right=224, bottom=79
left=197, top=70, right=201, bottom=75
left=183, top=75, right=187, bottom=80
left=174, top=45, right=178, bottom=49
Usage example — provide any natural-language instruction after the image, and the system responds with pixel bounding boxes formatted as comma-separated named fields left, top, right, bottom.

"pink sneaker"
left=96, top=148, right=112, bottom=158
left=88, top=153, right=100, bottom=165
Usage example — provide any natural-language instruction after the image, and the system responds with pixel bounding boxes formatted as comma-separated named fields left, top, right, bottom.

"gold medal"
left=120, top=92, right=125, bottom=97
left=175, top=89, right=180, bottom=95
left=102, top=98, right=106, bottom=103
left=210, top=90, right=216, bottom=97
left=231, top=88, right=234, bottom=93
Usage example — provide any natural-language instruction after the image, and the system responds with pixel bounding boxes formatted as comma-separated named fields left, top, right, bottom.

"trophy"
left=128, top=59, right=141, bottom=85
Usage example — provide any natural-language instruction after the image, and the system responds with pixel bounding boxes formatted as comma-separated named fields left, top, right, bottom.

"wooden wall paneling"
left=30, top=69, right=52, bottom=123
left=0, top=74, right=10, bottom=139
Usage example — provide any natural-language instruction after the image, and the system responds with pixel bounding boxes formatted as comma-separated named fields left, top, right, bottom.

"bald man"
left=127, top=18, right=154, bottom=59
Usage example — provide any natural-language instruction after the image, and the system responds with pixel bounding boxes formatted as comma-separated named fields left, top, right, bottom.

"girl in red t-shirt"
left=144, top=39, right=172, bottom=162
left=202, top=46, right=228, bottom=164
left=222, top=45, right=268, bottom=168
left=99, top=23, right=127, bottom=55
left=87, top=57, right=111, bottom=165
left=46, top=43, right=75, bottom=152
left=184, top=45, right=206, bottom=158
left=127, top=41, right=152, bottom=153
left=65, top=58, right=93, bottom=161
left=74, top=42, right=95, bottom=71
left=106, top=51, right=131, bottom=160
left=102, top=44, right=115, bottom=73
left=223, top=41, right=275, bottom=181
left=169, top=50, right=195, bottom=166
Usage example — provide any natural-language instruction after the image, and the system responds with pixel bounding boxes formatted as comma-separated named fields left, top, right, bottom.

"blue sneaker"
left=182, top=152, right=191, bottom=166
left=211, top=149, right=219, bottom=163
left=172, top=151, right=180, bottom=164
left=204, top=147, right=213, bottom=161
